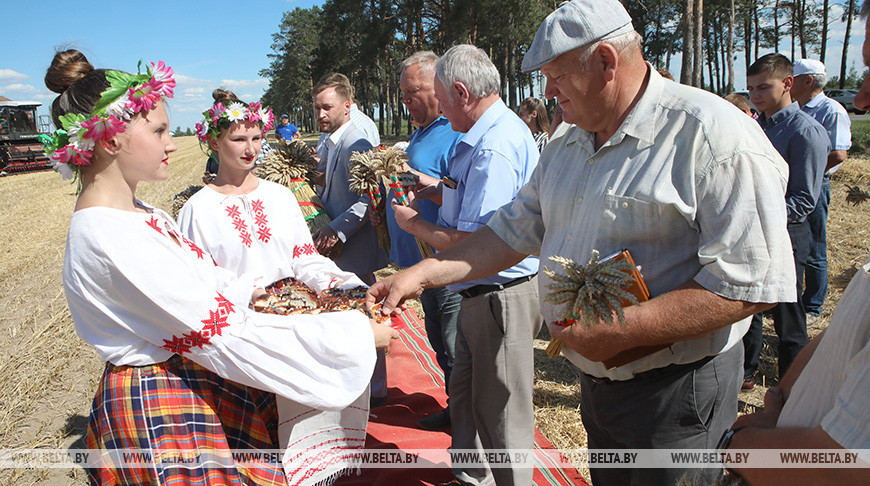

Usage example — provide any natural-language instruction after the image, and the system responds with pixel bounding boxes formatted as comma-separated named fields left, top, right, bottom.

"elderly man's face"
left=789, top=74, right=813, bottom=101
left=433, top=77, right=467, bottom=133
left=314, top=87, right=350, bottom=134
left=856, top=17, right=870, bottom=112
left=541, top=49, right=604, bottom=130
left=401, top=63, right=440, bottom=128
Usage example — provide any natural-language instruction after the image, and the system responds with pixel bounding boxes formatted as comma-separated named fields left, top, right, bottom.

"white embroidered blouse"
left=177, top=179, right=364, bottom=291
left=63, top=203, right=375, bottom=411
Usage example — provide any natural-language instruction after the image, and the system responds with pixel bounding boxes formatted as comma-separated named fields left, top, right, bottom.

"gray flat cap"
left=522, top=0, right=634, bottom=72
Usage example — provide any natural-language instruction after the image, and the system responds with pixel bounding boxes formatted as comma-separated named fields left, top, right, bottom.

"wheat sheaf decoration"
left=369, top=145, right=411, bottom=205
left=845, top=184, right=870, bottom=206
left=257, top=139, right=319, bottom=185
left=256, top=139, right=331, bottom=234
left=348, top=150, right=382, bottom=197
left=170, top=184, right=204, bottom=219
left=544, top=250, right=640, bottom=358
left=367, top=144, right=436, bottom=258
left=349, top=148, right=391, bottom=254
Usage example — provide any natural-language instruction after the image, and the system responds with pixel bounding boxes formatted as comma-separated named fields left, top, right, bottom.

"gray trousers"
left=450, top=277, right=543, bottom=486
left=580, top=344, right=742, bottom=486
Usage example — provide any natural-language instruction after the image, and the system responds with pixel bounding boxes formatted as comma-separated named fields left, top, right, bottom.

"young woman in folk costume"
left=45, top=49, right=395, bottom=485
left=178, top=90, right=396, bottom=484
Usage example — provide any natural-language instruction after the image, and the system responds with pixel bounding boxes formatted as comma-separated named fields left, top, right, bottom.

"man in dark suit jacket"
left=311, top=72, right=387, bottom=285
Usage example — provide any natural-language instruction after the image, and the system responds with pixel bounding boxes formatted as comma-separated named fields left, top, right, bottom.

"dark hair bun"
left=212, top=89, right=241, bottom=104
left=45, top=49, right=95, bottom=94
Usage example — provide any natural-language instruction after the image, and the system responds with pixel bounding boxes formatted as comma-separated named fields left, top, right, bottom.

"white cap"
left=793, top=59, right=826, bottom=76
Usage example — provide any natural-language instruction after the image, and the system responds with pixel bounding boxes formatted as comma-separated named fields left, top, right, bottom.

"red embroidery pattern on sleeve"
left=160, top=292, right=237, bottom=355
left=292, top=243, right=318, bottom=259
left=251, top=199, right=272, bottom=243
left=146, top=216, right=164, bottom=235
left=181, top=236, right=206, bottom=260
left=225, top=204, right=252, bottom=248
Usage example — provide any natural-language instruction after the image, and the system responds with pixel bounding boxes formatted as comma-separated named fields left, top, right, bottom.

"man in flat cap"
left=369, top=0, right=796, bottom=484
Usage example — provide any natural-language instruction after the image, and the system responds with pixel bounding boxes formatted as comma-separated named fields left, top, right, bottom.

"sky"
left=1, top=1, right=866, bottom=133
left=0, top=0, right=323, bottom=133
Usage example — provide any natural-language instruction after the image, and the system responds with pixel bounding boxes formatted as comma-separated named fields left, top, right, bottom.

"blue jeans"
left=420, top=286, right=461, bottom=396
left=802, top=177, right=830, bottom=316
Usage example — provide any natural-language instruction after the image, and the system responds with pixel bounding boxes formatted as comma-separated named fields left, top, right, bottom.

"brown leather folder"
left=598, top=250, right=673, bottom=369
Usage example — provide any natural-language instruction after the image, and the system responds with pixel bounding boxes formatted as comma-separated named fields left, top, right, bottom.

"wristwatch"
left=716, top=426, right=747, bottom=450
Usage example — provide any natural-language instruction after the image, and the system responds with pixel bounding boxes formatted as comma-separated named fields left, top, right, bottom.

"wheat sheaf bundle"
left=367, top=144, right=435, bottom=258
left=845, top=184, right=870, bottom=206
left=348, top=150, right=382, bottom=197
left=349, top=148, right=390, bottom=254
left=543, top=250, right=639, bottom=358
left=170, top=185, right=204, bottom=219
left=258, top=139, right=319, bottom=184
left=256, top=140, right=331, bottom=234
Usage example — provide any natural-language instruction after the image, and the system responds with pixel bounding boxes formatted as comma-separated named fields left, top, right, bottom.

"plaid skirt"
left=86, top=354, right=285, bottom=485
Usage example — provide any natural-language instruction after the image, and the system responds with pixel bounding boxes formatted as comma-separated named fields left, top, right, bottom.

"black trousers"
left=581, top=345, right=742, bottom=486
left=743, top=220, right=810, bottom=379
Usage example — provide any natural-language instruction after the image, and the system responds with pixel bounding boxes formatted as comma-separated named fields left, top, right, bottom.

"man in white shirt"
left=350, top=101, right=380, bottom=147
left=369, top=1, right=795, bottom=484
left=790, top=58, right=853, bottom=319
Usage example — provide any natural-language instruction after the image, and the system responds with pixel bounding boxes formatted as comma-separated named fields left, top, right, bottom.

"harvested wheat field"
left=0, top=135, right=868, bottom=485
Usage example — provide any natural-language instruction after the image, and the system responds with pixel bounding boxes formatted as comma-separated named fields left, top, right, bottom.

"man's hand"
left=369, top=205, right=382, bottom=226
left=366, top=267, right=427, bottom=317
left=312, top=170, right=325, bottom=187
left=412, top=173, right=443, bottom=205
left=370, top=320, right=400, bottom=350
left=733, top=386, right=785, bottom=429
left=547, top=318, right=627, bottom=362
left=392, top=198, right=423, bottom=234
left=312, top=226, right=342, bottom=258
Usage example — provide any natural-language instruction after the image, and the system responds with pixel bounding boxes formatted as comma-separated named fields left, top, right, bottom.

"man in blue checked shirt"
left=744, top=53, right=830, bottom=389
left=390, top=44, right=542, bottom=486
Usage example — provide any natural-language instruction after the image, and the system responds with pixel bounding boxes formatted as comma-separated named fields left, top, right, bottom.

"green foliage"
left=826, top=66, right=868, bottom=90
left=260, top=6, right=323, bottom=132
left=848, top=119, right=870, bottom=156
left=261, top=0, right=554, bottom=136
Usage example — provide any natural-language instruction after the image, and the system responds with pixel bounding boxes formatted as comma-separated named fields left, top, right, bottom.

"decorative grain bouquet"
left=544, top=249, right=665, bottom=368
left=349, top=144, right=436, bottom=259
left=256, top=139, right=331, bottom=234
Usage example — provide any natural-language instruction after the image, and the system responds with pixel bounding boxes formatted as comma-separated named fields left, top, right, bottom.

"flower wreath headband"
left=40, top=60, right=176, bottom=181
left=195, top=100, right=275, bottom=150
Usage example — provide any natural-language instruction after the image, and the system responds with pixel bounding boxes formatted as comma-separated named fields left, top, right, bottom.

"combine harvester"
left=0, top=96, right=52, bottom=175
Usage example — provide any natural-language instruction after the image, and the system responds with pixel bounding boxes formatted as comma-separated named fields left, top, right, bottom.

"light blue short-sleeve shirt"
left=438, top=99, right=540, bottom=292
left=801, top=92, right=852, bottom=175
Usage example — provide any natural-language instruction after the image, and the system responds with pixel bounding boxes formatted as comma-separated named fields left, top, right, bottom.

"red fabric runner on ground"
left=335, top=309, right=587, bottom=486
